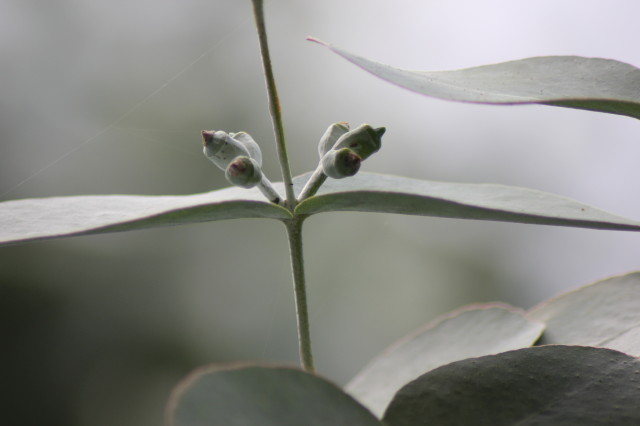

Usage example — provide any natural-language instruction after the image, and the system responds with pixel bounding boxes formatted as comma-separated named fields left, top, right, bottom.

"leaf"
left=166, top=363, right=382, bottom=426
left=309, top=38, right=640, bottom=120
left=4, top=171, right=640, bottom=246
left=528, top=271, right=640, bottom=356
left=346, top=304, right=544, bottom=418
left=0, top=185, right=290, bottom=246
left=296, top=172, right=640, bottom=232
left=383, top=345, right=640, bottom=426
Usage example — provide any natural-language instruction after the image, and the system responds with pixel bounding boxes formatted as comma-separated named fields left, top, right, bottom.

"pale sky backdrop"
left=1, top=1, right=639, bottom=425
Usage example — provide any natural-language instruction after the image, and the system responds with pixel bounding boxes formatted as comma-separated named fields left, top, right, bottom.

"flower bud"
left=225, top=156, right=263, bottom=188
left=202, top=130, right=251, bottom=170
left=333, top=124, right=385, bottom=160
left=229, top=131, right=262, bottom=166
left=321, top=147, right=361, bottom=179
left=318, top=122, right=350, bottom=158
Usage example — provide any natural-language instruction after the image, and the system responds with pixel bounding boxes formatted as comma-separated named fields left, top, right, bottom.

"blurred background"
left=1, top=0, right=639, bottom=424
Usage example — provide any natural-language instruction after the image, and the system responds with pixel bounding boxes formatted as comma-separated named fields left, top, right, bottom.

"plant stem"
left=257, top=175, right=282, bottom=205
left=252, top=0, right=314, bottom=373
left=251, top=0, right=296, bottom=209
left=285, top=218, right=315, bottom=372
left=298, top=165, right=327, bottom=201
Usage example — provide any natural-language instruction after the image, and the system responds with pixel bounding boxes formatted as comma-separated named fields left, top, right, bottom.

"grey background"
left=1, top=1, right=639, bottom=425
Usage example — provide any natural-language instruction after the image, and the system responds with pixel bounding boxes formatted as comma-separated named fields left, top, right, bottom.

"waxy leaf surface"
left=346, top=304, right=544, bottom=417
left=383, top=346, right=640, bottom=425
left=0, top=186, right=289, bottom=245
left=3, top=172, right=640, bottom=246
left=310, top=38, right=640, bottom=120
left=296, top=173, right=640, bottom=232
left=528, top=271, right=640, bottom=356
left=167, top=364, right=381, bottom=426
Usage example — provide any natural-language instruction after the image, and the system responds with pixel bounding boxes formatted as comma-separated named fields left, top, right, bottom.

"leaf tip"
left=306, top=36, right=327, bottom=46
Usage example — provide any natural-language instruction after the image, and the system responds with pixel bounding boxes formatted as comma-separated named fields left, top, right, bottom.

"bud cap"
left=202, top=130, right=252, bottom=170
left=333, top=124, right=385, bottom=160
left=225, top=156, right=263, bottom=188
left=321, top=147, right=361, bottom=179
left=318, top=122, right=350, bottom=158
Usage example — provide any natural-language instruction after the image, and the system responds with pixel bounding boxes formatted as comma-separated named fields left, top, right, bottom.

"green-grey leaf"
left=295, top=172, right=640, bottom=232
left=0, top=185, right=290, bottom=246
left=346, top=304, right=544, bottom=418
left=3, top=171, right=640, bottom=246
left=528, top=271, right=640, bottom=356
left=309, top=38, right=640, bottom=120
left=167, top=364, right=382, bottom=426
left=383, top=346, right=640, bottom=426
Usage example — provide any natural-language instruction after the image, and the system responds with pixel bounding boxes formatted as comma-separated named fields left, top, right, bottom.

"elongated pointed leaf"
left=346, top=304, right=544, bottom=417
left=310, top=38, right=640, bottom=120
left=528, top=271, right=640, bottom=356
left=383, top=346, right=640, bottom=425
left=0, top=186, right=290, bottom=246
left=296, top=172, right=640, bottom=231
left=167, top=364, right=381, bottom=426
left=4, top=171, right=640, bottom=246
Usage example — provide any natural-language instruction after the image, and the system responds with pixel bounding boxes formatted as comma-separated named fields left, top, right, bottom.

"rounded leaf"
left=167, top=364, right=382, bottom=426
left=383, top=345, right=640, bottom=425
left=347, top=304, right=544, bottom=417
left=528, top=271, right=640, bottom=356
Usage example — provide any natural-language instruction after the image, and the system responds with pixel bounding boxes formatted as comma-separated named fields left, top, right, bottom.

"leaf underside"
left=309, top=38, right=640, bottom=120
left=167, top=364, right=381, bottom=426
left=346, top=304, right=544, bottom=417
left=528, top=271, right=640, bottom=356
left=383, top=345, right=640, bottom=426
left=2, top=173, right=640, bottom=246
left=0, top=186, right=290, bottom=246
left=295, top=173, right=640, bottom=232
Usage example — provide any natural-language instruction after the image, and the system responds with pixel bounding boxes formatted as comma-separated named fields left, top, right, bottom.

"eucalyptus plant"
left=1, top=1, right=640, bottom=425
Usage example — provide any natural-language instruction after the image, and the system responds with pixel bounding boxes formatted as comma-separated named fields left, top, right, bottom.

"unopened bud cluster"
left=201, top=121, right=385, bottom=204
left=318, top=123, right=385, bottom=179
left=202, top=130, right=280, bottom=203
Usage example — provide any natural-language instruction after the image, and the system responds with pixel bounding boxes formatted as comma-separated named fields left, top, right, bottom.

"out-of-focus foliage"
left=1, top=1, right=639, bottom=425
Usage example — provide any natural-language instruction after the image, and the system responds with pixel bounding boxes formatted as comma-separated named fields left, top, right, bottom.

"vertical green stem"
left=285, top=218, right=315, bottom=372
left=251, top=0, right=296, bottom=209
left=252, top=0, right=314, bottom=373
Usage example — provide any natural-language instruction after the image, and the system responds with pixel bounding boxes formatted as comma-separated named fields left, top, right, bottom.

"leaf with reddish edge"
left=528, top=271, right=640, bottom=356
left=383, top=346, right=640, bottom=425
left=167, top=363, right=381, bottom=426
left=346, top=304, right=544, bottom=417
left=308, top=37, right=640, bottom=120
